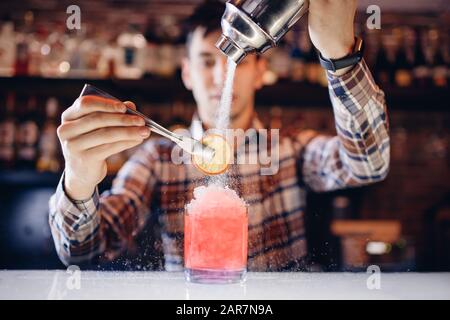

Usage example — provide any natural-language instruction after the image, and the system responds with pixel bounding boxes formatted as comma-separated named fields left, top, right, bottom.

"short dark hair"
left=184, top=0, right=225, bottom=50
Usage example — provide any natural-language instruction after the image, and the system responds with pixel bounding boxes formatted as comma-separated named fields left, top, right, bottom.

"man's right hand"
left=57, top=95, right=151, bottom=200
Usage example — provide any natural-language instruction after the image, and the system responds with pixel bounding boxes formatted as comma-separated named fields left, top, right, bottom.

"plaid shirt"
left=49, top=60, right=390, bottom=271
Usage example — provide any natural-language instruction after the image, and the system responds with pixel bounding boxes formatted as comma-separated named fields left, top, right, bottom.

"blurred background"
left=0, top=0, right=449, bottom=272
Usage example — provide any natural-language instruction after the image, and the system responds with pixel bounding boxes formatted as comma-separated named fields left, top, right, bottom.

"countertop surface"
left=0, top=270, right=449, bottom=300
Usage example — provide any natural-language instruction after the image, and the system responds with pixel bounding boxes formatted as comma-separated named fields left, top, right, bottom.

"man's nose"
left=213, top=58, right=228, bottom=86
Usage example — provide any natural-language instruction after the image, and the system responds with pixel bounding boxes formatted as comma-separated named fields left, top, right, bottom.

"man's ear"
left=254, top=57, right=267, bottom=90
left=181, top=57, right=193, bottom=90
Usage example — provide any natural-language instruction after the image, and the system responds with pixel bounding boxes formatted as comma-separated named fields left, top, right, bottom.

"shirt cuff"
left=326, top=58, right=383, bottom=115
left=57, top=171, right=100, bottom=215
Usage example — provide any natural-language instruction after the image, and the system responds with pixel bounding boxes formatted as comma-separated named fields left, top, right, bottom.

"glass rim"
left=184, top=202, right=249, bottom=216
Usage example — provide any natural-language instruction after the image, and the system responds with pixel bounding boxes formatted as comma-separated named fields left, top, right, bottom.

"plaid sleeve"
left=48, top=173, right=102, bottom=266
left=299, top=59, right=390, bottom=192
left=49, top=140, right=159, bottom=266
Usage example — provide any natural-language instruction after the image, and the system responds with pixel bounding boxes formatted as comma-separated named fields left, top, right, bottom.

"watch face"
left=355, top=37, right=364, bottom=53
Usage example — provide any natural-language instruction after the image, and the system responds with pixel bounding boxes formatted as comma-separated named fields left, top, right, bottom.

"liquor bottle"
left=412, top=29, right=430, bottom=88
left=374, top=41, right=393, bottom=87
left=0, top=19, right=16, bottom=76
left=28, top=26, right=47, bottom=77
left=116, top=24, right=147, bottom=79
left=168, top=101, right=190, bottom=132
left=98, top=36, right=120, bottom=79
left=46, top=26, right=67, bottom=77
left=143, top=23, right=160, bottom=77
left=305, top=40, right=320, bottom=85
left=290, top=30, right=306, bottom=82
left=0, top=93, right=17, bottom=169
left=157, top=41, right=177, bottom=78
left=16, top=95, right=40, bottom=169
left=14, top=32, right=30, bottom=76
left=431, top=47, right=448, bottom=88
left=267, top=39, right=291, bottom=81
left=14, top=11, right=35, bottom=77
left=37, top=97, right=61, bottom=172
left=394, top=43, right=413, bottom=88
left=64, top=29, right=85, bottom=78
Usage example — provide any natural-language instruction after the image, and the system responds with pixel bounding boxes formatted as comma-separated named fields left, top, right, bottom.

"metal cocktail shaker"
left=216, top=0, right=309, bottom=64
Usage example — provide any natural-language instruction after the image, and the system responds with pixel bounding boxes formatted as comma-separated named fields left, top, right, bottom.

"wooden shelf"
left=0, top=76, right=448, bottom=110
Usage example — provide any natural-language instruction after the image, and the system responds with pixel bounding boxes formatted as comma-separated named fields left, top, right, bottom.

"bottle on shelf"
left=374, top=35, right=394, bottom=87
left=290, top=30, right=307, bottom=82
left=431, top=47, right=448, bottom=88
left=394, top=41, right=413, bottom=88
left=412, top=28, right=431, bottom=88
left=14, top=32, right=30, bottom=77
left=168, top=101, right=190, bottom=132
left=28, top=25, right=47, bottom=77
left=143, top=24, right=160, bottom=78
left=16, top=95, right=40, bottom=169
left=0, top=93, right=17, bottom=169
left=116, top=23, right=147, bottom=79
left=14, top=11, right=38, bottom=77
left=305, top=39, right=321, bottom=85
left=267, top=38, right=292, bottom=81
left=0, top=19, right=16, bottom=77
left=98, top=33, right=121, bottom=79
left=156, top=40, right=177, bottom=78
left=40, top=25, right=67, bottom=78
left=64, top=29, right=86, bottom=78
left=37, top=97, right=61, bottom=173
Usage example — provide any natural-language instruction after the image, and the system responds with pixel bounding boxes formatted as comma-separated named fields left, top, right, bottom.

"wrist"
left=319, top=38, right=355, bottom=60
left=64, top=171, right=96, bottom=201
left=318, top=37, right=364, bottom=75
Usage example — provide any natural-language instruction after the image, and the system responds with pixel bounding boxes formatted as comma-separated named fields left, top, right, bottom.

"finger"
left=62, top=95, right=127, bottom=121
left=70, top=126, right=151, bottom=151
left=124, top=101, right=136, bottom=111
left=86, top=139, right=144, bottom=161
left=59, top=112, right=146, bottom=140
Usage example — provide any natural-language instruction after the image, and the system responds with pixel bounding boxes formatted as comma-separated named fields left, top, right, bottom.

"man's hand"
left=57, top=96, right=151, bottom=200
left=308, top=0, right=357, bottom=62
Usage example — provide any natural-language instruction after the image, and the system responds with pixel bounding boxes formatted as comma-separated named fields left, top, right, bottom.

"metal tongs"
left=80, top=84, right=215, bottom=161
left=125, top=107, right=215, bottom=160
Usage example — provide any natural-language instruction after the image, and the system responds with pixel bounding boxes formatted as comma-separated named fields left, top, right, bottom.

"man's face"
left=181, top=28, right=266, bottom=129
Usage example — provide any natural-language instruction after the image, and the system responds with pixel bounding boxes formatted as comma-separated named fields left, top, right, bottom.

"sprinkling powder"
left=208, top=58, right=237, bottom=188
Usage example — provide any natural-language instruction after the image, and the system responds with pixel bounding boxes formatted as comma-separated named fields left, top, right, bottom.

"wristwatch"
left=318, top=37, right=365, bottom=72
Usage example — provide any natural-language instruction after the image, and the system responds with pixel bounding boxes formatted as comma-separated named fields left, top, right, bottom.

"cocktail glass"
left=184, top=187, right=248, bottom=284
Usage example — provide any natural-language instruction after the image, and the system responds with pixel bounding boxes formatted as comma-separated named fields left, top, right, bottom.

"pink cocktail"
left=184, top=185, right=248, bottom=283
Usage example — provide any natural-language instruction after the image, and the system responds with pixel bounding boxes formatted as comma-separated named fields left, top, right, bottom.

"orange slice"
left=192, top=134, right=232, bottom=175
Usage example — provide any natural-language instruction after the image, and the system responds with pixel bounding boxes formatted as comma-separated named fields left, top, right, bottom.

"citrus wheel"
left=192, top=133, right=232, bottom=175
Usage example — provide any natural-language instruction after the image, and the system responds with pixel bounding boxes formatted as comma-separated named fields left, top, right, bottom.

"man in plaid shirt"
left=50, top=0, right=389, bottom=271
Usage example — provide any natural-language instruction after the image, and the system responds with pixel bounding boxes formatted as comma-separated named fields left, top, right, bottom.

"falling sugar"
left=215, top=58, right=237, bottom=131
left=209, top=58, right=237, bottom=188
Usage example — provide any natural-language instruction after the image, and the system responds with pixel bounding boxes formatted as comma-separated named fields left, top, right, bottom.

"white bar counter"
left=0, top=271, right=449, bottom=300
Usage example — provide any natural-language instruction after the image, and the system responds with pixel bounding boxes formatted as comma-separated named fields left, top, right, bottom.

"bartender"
left=49, top=0, right=390, bottom=271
